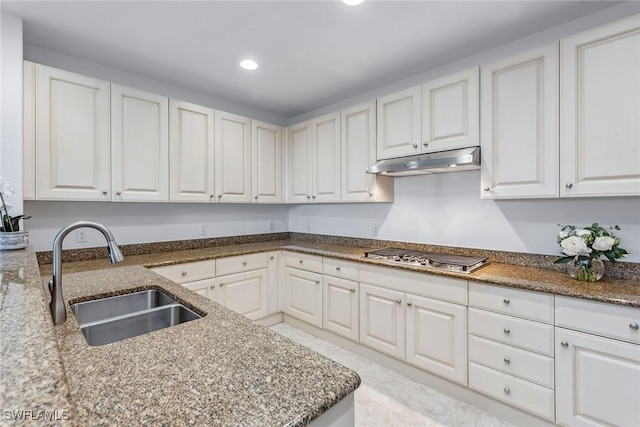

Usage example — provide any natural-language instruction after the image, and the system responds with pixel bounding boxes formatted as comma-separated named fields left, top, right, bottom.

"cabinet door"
left=311, top=112, right=341, bottom=202
left=181, top=277, right=216, bottom=301
left=217, top=269, right=268, bottom=320
left=359, top=283, right=405, bottom=359
left=556, top=328, right=640, bottom=427
left=251, top=120, right=282, bottom=203
left=323, top=275, right=359, bottom=342
left=341, top=101, right=393, bottom=202
left=376, top=86, right=421, bottom=159
left=111, top=84, right=169, bottom=202
left=406, top=294, right=467, bottom=385
left=481, top=45, right=559, bottom=199
left=23, top=61, right=36, bottom=201
left=283, top=267, right=322, bottom=327
left=36, top=65, right=110, bottom=201
left=560, top=16, right=640, bottom=197
left=286, top=122, right=312, bottom=202
left=422, top=67, right=479, bottom=153
left=214, top=111, right=251, bottom=202
left=169, top=100, right=215, bottom=202
left=266, top=251, right=279, bottom=316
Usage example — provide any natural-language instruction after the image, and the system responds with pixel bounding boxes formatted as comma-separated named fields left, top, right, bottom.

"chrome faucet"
left=49, top=221, right=124, bottom=325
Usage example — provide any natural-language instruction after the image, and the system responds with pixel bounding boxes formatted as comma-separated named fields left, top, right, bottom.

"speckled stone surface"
left=55, top=267, right=360, bottom=426
left=0, top=249, right=77, bottom=425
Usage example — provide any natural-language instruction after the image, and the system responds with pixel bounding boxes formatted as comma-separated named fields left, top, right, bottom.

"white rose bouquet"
left=555, top=223, right=628, bottom=282
left=0, top=177, right=30, bottom=232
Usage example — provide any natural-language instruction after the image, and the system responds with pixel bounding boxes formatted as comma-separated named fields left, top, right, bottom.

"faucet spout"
left=50, top=221, right=124, bottom=325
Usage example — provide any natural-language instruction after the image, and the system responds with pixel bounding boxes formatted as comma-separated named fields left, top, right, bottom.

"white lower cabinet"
left=406, top=294, right=467, bottom=385
left=284, top=266, right=323, bottom=328
left=181, top=277, right=217, bottom=301
left=216, top=269, right=269, bottom=320
left=359, top=283, right=405, bottom=360
left=323, top=275, right=359, bottom=342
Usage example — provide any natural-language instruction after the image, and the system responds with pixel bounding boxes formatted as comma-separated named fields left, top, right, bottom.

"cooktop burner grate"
left=364, top=247, right=488, bottom=273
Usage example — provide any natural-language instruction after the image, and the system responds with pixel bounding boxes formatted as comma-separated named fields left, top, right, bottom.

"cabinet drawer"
left=322, top=258, right=359, bottom=281
left=216, top=252, right=268, bottom=276
left=151, top=260, right=216, bottom=284
left=469, top=362, right=554, bottom=420
left=469, top=308, right=554, bottom=356
left=556, top=296, right=640, bottom=345
left=468, top=335, right=554, bottom=388
left=359, top=264, right=467, bottom=305
left=469, top=282, right=553, bottom=323
left=284, top=252, right=323, bottom=273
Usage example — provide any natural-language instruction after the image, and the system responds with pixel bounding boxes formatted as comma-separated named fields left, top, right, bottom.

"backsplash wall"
left=288, top=171, right=640, bottom=263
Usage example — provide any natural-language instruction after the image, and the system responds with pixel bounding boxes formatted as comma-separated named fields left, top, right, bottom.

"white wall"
left=0, top=12, right=24, bottom=215
left=25, top=201, right=289, bottom=251
left=289, top=172, right=640, bottom=263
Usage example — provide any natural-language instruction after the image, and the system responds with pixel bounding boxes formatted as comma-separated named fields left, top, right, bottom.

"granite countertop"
left=55, top=266, right=360, bottom=426
left=40, top=240, right=640, bottom=308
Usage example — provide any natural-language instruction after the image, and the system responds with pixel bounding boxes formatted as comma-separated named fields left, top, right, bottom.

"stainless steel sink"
left=71, top=289, right=202, bottom=346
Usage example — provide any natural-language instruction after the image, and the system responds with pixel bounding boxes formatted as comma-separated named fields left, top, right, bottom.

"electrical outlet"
left=373, top=225, right=379, bottom=237
left=269, top=221, right=275, bottom=231
left=199, top=224, right=207, bottom=236
left=76, top=229, right=87, bottom=243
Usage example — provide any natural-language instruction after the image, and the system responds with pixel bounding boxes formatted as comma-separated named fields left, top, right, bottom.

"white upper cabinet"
left=341, top=101, right=393, bottom=202
left=214, top=111, right=252, bottom=203
left=422, top=67, right=479, bottom=153
left=251, top=120, right=282, bottom=203
left=23, top=61, right=36, bottom=201
left=286, top=121, right=312, bottom=202
left=311, top=112, right=341, bottom=202
left=481, top=45, right=559, bottom=199
left=111, top=84, right=169, bottom=202
left=169, top=100, right=215, bottom=203
left=376, top=86, right=422, bottom=159
left=560, top=16, right=640, bottom=197
left=35, top=64, right=111, bottom=201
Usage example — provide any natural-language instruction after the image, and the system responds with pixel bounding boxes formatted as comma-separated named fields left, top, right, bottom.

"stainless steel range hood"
left=366, top=146, right=481, bottom=176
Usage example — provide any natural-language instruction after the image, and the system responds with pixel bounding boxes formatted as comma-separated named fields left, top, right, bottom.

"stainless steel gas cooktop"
left=364, top=247, right=488, bottom=273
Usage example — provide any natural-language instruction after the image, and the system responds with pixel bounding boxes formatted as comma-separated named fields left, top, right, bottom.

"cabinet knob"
left=561, top=341, right=569, bottom=348
left=565, top=182, right=573, bottom=189
left=503, top=357, right=511, bottom=365
left=254, top=196, right=258, bottom=200
left=350, top=288, right=356, bottom=293
left=483, top=186, right=490, bottom=192
left=299, top=259, right=303, bottom=264
left=368, top=192, right=374, bottom=197
left=210, top=284, right=215, bottom=289
left=336, top=266, right=341, bottom=271
left=422, top=141, right=428, bottom=147
left=412, top=143, right=418, bottom=149
left=181, top=271, right=187, bottom=276
left=503, top=298, right=510, bottom=305
left=306, top=195, right=311, bottom=199
left=407, top=302, right=413, bottom=307
left=630, top=322, right=639, bottom=330
left=102, top=190, right=108, bottom=195
left=242, top=261, right=247, bottom=266
left=315, top=280, right=320, bottom=285
left=116, top=191, right=122, bottom=196
left=219, top=283, right=224, bottom=287
left=503, top=328, right=511, bottom=335
left=312, top=195, right=316, bottom=199
left=503, top=387, right=511, bottom=395
left=270, top=256, right=274, bottom=260
left=396, top=299, right=402, bottom=304
left=218, top=194, right=222, bottom=199
left=209, top=194, right=214, bottom=198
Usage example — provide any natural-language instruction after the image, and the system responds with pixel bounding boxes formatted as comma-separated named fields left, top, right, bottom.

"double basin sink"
left=71, top=289, right=202, bottom=346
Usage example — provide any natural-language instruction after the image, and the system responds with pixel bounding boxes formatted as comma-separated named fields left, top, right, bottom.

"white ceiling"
left=1, top=1, right=623, bottom=118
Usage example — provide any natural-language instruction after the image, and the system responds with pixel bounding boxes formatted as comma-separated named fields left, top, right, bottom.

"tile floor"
left=271, top=323, right=516, bottom=427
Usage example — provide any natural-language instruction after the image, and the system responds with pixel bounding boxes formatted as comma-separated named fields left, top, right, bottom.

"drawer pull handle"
left=242, top=261, right=247, bottom=266
left=181, top=271, right=187, bottom=276
left=350, top=288, right=356, bottom=293
left=503, top=298, right=510, bottom=304
left=503, top=387, right=511, bottom=395
left=503, top=357, right=511, bottom=365
left=336, top=266, right=341, bottom=271
left=561, top=341, right=569, bottom=348
left=407, top=302, right=413, bottom=307
left=630, top=323, right=639, bottom=330
left=396, top=299, right=402, bottom=304
left=503, top=328, right=511, bottom=335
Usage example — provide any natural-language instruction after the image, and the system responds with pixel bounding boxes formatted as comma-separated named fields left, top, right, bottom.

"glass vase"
left=566, top=257, right=605, bottom=282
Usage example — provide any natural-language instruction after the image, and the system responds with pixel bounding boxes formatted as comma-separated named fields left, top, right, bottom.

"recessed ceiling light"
left=240, top=59, right=258, bottom=70
left=343, top=0, right=364, bottom=5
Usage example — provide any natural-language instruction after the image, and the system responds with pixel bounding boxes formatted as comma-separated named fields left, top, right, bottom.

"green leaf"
left=554, top=257, right=574, bottom=264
